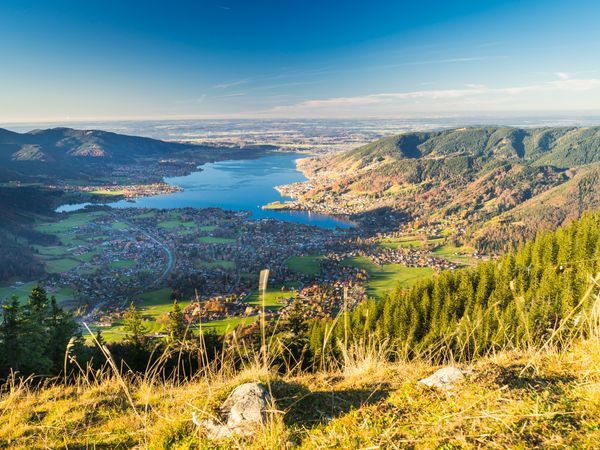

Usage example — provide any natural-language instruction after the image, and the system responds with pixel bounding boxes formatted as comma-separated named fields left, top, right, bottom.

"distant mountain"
left=0, top=127, right=194, bottom=169
left=333, top=126, right=600, bottom=168
left=0, top=127, right=274, bottom=180
left=290, top=126, right=600, bottom=250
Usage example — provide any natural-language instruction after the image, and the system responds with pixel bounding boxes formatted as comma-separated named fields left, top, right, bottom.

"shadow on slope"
left=270, top=380, right=390, bottom=427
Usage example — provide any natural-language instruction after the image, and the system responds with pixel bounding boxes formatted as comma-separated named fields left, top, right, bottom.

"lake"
left=58, top=152, right=353, bottom=229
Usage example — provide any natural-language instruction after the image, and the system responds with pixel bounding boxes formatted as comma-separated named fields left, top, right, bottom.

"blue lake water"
left=59, top=153, right=353, bottom=229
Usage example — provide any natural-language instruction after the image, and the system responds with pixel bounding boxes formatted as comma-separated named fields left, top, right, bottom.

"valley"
left=9, top=123, right=600, bottom=344
left=4, top=3, right=600, bottom=447
left=2, top=200, right=471, bottom=342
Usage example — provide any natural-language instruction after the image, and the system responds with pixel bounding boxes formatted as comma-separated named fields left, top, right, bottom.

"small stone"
left=195, top=382, right=272, bottom=439
left=419, top=366, right=470, bottom=390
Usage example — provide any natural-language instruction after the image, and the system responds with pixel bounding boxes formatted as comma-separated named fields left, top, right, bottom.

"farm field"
left=342, top=256, right=434, bottom=298
left=158, top=219, right=195, bottom=229
left=195, top=259, right=235, bottom=270
left=110, top=260, right=136, bottom=269
left=246, top=287, right=295, bottom=309
left=94, top=286, right=292, bottom=342
left=0, top=282, right=75, bottom=305
left=286, top=255, right=323, bottom=275
left=45, top=258, right=81, bottom=274
left=34, top=211, right=107, bottom=235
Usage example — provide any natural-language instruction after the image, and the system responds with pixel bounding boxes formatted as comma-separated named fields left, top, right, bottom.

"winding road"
left=81, top=217, right=176, bottom=322
left=124, top=219, right=175, bottom=286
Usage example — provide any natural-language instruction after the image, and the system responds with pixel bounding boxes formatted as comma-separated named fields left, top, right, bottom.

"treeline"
left=0, top=185, right=62, bottom=282
left=0, top=288, right=221, bottom=380
left=307, top=211, right=600, bottom=366
left=0, top=242, right=45, bottom=281
left=0, top=287, right=79, bottom=376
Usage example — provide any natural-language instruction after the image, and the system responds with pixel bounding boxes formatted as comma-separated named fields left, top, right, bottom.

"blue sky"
left=1, top=0, right=600, bottom=121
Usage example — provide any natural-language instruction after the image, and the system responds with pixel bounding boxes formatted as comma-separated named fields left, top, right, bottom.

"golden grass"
left=0, top=283, right=598, bottom=448
left=0, top=337, right=597, bottom=449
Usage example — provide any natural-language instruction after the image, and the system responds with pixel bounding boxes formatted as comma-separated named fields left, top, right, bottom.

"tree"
left=95, top=329, right=106, bottom=347
left=278, top=299, right=309, bottom=368
left=21, top=286, right=53, bottom=374
left=47, top=296, right=81, bottom=373
left=166, top=300, right=186, bottom=344
left=0, top=287, right=81, bottom=378
left=123, top=302, right=147, bottom=347
left=0, top=296, right=25, bottom=374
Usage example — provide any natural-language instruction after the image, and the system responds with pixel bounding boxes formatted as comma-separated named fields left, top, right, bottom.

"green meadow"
left=286, top=255, right=323, bottom=275
left=195, top=259, right=236, bottom=270
left=0, top=282, right=74, bottom=305
left=342, top=256, right=434, bottom=298
left=110, top=259, right=136, bottom=269
left=158, top=219, right=196, bottom=229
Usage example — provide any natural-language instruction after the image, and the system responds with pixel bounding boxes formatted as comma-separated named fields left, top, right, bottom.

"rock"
left=194, top=382, right=272, bottom=439
left=419, top=366, right=470, bottom=390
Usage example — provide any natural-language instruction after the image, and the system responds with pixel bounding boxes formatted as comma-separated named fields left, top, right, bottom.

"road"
left=81, top=217, right=176, bottom=322
left=124, top=219, right=175, bottom=286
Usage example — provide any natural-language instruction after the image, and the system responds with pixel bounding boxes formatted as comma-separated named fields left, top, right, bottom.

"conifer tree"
left=47, top=296, right=81, bottom=372
left=0, top=296, right=25, bottom=374
left=21, top=286, right=53, bottom=374
left=166, top=300, right=186, bottom=343
left=95, top=329, right=106, bottom=347
left=123, top=302, right=147, bottom=347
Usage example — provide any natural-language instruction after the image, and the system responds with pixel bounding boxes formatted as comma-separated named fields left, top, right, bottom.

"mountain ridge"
left=281, top=126, right=600, bottom=250
left=0, top=126, right=277, bottom=181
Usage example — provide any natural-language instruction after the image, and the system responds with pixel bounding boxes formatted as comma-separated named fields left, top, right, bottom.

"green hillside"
left=294, top=126, right=600, bottom=250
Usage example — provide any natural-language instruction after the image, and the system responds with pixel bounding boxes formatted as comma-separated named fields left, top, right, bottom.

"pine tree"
left=46, top=296, right=81, bottom=373
left=166, top=300, right=186, bottom=343
left=95, top=329, right=106, bottom=347
left=0, top=296, right=25, bottom=374
left=123, top=302, right=147, bottom=347
left=21, top=286, right=53, bottom=374
left=280, top=299, right=309, bottom=366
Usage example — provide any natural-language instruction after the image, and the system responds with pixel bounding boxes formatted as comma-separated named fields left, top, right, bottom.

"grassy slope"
left=1, top=339, right=598, bottom=448
left=286, top=255, right=323, bottom=275
left=343, top=256, right=434, bottom=298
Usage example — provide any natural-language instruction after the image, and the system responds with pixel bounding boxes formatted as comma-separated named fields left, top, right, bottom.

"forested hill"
left=309, top=210, right=600, bottom=364
left=0, top=127, right=276, bottom=180
left=337, top=126, right=600, bottom=167
left=296, top=126, right=600, bottom=250
left=0, top=186, right=63, bottom=282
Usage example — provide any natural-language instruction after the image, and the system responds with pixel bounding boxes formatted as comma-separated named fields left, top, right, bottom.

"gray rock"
left=419, top=366, right=470, bottom=390
left=194, top=382, right=272, bottom=439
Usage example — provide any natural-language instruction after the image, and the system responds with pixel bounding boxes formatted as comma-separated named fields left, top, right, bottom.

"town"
left=3, top=201, right=481, bottom=341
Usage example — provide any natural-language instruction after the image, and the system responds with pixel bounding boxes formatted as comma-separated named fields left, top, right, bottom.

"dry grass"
left=0, top=337, right=597, bottom=449
left=0, top=284, right=598, bottom=448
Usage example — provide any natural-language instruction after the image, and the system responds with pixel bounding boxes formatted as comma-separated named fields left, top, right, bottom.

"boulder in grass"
left=193, top=382, right=272, bottom=439
left=419, top=366, right=471, bottom=390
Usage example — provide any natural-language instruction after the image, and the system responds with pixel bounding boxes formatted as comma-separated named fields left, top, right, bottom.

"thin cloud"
left=213, top=79, right=248, bottom=89
left=555, top=72, right=572, bottom=80
left=212, top=56, right=501, bottom=93
left=218, top=92, right=246, bottom=98
left=269, top=74, right=600, bottom=113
